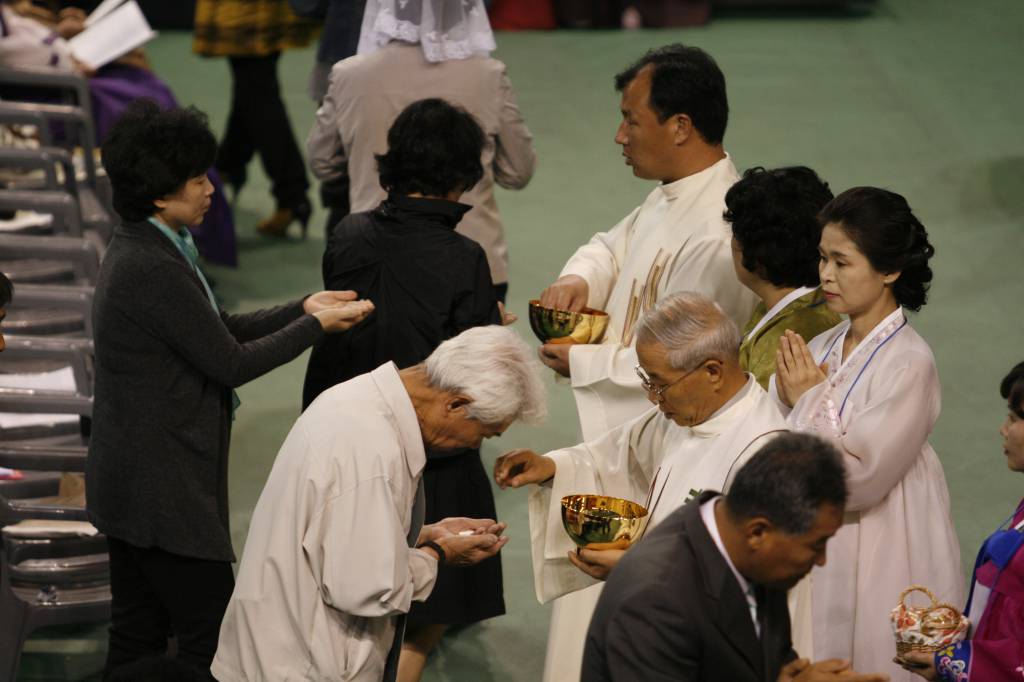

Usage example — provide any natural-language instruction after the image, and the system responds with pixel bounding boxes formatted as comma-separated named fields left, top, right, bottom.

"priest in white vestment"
left=533, top=46, right=756, bottom=681
left=496, top=293, right=790, bottom=677
left=211, top=327, right=546, bottom=682
left=537, top=45, right=756, bottom=441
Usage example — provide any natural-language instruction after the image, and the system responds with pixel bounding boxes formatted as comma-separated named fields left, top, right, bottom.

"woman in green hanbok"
left=724, top=166, right=841, bottom=388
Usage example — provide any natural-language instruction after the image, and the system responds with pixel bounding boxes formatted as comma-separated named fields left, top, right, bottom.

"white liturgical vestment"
left=531, top=376, right=787, bottom=679
left=561, top=155, right=757, bottom=442
left=212, top=363, right=437, bottom=682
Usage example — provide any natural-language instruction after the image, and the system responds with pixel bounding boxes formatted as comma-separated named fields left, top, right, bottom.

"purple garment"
left=90, top=64, right=238, bottom=266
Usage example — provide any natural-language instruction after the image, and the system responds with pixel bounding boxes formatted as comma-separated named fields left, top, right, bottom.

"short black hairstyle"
left=818, top=187, right=935, bottom=311
left=101, top=98, right=217, bottom=222
left=375, top=98, right=485, bottom=197
left=725, top=432, right=848, bottom=535
left=1001, top=361, right=1024, bottom=418
left=0, top=271, right=11, bottom=307
left=614, top=43, right=728, bottom=145
left=724, top=166, right=834, bottom=288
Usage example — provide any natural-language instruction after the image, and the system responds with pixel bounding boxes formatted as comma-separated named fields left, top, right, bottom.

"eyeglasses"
left=634, top=362, right=704, bottom=402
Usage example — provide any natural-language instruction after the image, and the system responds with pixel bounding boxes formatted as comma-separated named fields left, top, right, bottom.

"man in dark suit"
left=582, top=432, right=890, bottom=682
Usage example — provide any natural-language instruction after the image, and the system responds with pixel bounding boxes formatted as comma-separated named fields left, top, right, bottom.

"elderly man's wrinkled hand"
left=417, top=518, right=505, bottom=545
left=435, top=517, right=506, bottom=537
left=567, top=547, right=625, bottom=581
left=493, top=449, right=555, bottom=489
left=538, top=343, right=572, bottom=377
left=438, top=533, right=509, bottom=567
left=313, top=300, right=374, bottom=332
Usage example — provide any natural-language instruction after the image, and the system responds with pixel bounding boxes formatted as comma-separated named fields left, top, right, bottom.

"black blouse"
left=302, top=194, right=501, bottom=409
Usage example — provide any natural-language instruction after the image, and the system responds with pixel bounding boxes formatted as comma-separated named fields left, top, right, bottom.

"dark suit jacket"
left=86, top=220, right=323, bottom=562
left=582, top=491, right=797, bottom=682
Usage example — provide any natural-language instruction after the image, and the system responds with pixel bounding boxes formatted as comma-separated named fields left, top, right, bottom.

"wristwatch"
left=417, top=540, right=446, bottom=564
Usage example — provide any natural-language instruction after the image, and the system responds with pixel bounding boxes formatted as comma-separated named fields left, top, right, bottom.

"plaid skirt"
left=193, top=0, right=319, bottom=57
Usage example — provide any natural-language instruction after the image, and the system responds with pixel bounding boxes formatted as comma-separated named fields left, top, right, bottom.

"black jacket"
left=583, top=491, right=798, bottom=682
left=86, top=220, right=323, bottom=561
left=302, top=194, right=499, bottom=409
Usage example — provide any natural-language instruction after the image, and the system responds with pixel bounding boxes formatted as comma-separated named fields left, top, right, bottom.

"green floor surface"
left=16, top=1, right=1024, bottom=678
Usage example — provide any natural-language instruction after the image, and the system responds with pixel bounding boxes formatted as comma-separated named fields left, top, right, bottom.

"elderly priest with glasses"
left=494, top=292, right=797, bottom=649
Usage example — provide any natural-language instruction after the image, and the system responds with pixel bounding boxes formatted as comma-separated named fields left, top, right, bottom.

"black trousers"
left=103, top=536, right=234, bottom=680
left=217, top=52, right=309, bottom=210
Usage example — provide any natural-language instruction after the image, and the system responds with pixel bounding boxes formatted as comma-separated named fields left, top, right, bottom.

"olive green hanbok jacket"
left=739, top=287, right=841, bottom=389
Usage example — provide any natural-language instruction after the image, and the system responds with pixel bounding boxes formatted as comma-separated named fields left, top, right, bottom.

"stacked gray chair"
left=0, top=65, right=115, bottom=676
left=0, top=337, right=107, bottom=680
left=0, top=66, right=115, bottom=236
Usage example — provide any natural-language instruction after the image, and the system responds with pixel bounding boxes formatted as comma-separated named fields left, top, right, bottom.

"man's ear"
left=704, top=359, right=725, bottom=385
left=744, top=517, right=773, bottom=552
left=671, top=113, right=693, bottom=145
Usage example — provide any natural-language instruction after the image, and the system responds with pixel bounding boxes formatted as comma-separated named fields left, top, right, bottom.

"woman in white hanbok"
left=772, top=187, right=964, bottom=682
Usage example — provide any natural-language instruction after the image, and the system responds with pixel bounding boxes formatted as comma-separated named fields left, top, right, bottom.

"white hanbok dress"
left=771, top=308, right=964, bottom=682
left=531, top=377, right=787, bottom=679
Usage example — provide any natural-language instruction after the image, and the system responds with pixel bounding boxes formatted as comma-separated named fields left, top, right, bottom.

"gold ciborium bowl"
left=561, top=494, right=649, bottom=551
left=528, top=300, right=609, bottom=345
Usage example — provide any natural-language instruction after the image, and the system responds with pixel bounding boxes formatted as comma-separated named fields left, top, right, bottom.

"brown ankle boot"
left=255, top=201, right=311, bottom=239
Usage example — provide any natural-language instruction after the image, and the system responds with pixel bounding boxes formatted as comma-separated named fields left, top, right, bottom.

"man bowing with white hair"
left=212, top=326, right=546, bottom=682
left=496, top=293, right=795, bottom=674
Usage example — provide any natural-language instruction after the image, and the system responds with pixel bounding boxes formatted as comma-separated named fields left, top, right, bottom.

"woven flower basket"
left=890, top=585, right=969, bottom=656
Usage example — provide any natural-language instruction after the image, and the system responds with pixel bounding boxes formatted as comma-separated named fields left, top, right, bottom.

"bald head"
left=635, top=292, right=741, bottom=371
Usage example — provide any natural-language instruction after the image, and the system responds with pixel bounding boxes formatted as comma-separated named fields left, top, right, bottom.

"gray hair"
left=634, top=292, right=740, bottom=370
left=424, top=325, right=547, bottom=426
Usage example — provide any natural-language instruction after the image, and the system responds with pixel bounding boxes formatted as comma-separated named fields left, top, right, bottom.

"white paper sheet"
left=84, top=0, right=125, bottom=27
left=0, top=211, right=53, bottom=232
left=2, top=520, right=98, bottom=537
left=68, top=0, right=157, bottom=70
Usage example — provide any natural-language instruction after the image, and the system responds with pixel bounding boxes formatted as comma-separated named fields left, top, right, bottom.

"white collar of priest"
left=689, top=373, right=757, bottom=439
left=658, top=152, right=733, bottom=202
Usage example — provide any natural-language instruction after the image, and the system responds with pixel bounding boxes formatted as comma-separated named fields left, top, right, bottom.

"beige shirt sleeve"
left=302, top=475, right=438, bottom=618
left=491, top=69, right=536, bottom=190
left=307, top=69, right=349, bottom=183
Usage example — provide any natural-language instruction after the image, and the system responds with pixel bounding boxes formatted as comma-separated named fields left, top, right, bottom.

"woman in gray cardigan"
left=86, top=99, right=373, bottom=678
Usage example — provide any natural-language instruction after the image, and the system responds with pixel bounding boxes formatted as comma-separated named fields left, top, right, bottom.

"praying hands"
left=776, top=330, right=829, bottom=408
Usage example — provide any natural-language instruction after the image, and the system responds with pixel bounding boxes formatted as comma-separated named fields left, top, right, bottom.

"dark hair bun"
left=818, top=187, right=935, bottom=311
left=724, top=166, right=834, bottom=288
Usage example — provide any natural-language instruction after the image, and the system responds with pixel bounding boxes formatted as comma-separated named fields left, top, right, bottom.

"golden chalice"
left=528, top=300, right=609, bottom=345
left=561, top=494, right=650, bottom=551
